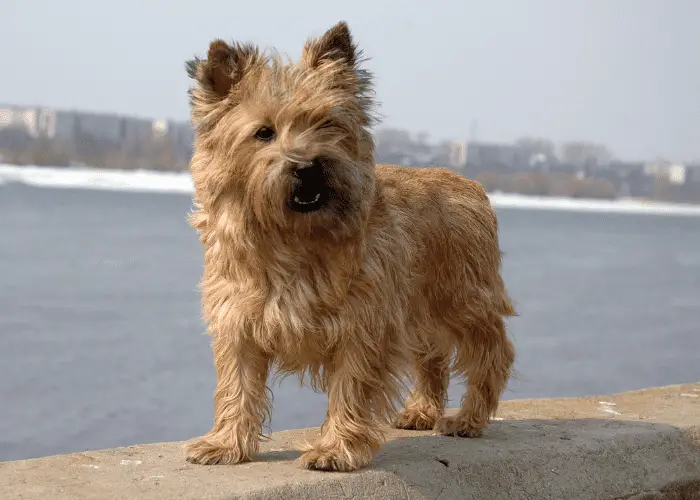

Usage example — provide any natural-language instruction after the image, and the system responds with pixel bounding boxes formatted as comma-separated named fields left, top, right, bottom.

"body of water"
left=1, top=182, right=699, bottom=461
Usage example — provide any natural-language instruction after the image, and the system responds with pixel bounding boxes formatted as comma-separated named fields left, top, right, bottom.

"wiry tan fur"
left=184, top=21, right=516, bottom=472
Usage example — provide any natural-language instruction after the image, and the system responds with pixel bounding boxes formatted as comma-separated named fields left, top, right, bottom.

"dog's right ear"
left=301, top=21, right=357, bottom=70
left=186, top=40, right=259, bottom=101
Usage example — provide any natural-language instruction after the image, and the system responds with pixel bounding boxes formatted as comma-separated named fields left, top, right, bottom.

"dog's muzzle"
left=287, top=158, right=329, bottom=213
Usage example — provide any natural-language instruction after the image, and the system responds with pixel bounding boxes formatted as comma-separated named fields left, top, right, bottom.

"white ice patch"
left=3, top=164, right=700, bottom=217
left=488, top=192, right=700, bottom=217
left=0, top=164, right=193, bottom=194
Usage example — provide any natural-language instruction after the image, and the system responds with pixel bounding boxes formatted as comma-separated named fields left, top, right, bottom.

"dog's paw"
left=185, top=438, right=252, bottom=465
left=433, top=416, right=484, bottom=438
left=298, top=446, right=367, bottom=472
left=392, top=409, right=439, bottom=430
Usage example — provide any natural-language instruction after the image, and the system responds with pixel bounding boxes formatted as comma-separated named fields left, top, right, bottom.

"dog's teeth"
left=293, top=193, right=322, bottom=205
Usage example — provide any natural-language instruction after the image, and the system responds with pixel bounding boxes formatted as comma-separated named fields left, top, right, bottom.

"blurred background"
left=1, top=0, right=699, bottom=462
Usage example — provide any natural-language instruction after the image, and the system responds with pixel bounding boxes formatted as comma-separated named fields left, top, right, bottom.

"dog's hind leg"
left=186, top=335, right=271, bottom=465
left=434, top=312, right=515, bottom=437
left=392, top=351, right=449, bottom=430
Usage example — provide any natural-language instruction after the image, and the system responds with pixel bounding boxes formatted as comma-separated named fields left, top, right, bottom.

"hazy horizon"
left=2, top=0, right=699, bottom=163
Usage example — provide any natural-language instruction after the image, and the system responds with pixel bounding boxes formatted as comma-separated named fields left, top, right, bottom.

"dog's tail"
left=497, top=251, right=518, bottom=318
left=492, top=282, right=517, bottom=318
left=500, top=294, right=517, bottom=317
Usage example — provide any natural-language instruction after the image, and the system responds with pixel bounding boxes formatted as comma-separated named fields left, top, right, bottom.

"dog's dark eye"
left=254, top=126, right=276, bottom=141
left=319, top=120, right=334, bottom=129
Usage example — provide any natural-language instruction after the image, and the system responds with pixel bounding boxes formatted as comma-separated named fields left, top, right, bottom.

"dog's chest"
left=254, top=273, right=348, bottom=353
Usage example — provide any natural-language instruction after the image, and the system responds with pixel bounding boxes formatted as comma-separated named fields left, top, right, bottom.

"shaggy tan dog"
left=184, top=21, right=516, bottom=472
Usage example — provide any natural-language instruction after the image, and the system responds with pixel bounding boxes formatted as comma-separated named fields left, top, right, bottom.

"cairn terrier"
left=184, top=21, right=516, bottom=472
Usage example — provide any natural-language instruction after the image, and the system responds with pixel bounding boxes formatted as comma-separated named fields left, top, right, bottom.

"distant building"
left=605, top=161, right=651, bottom=198
left=662, top=163, right=700, bottom=186
left=38, top=108, right=80, bottom=142
left=644, top=160, right=693, bottom=185
left=0, top=106, right=39, bottom=137
left=75, top=112, right=124, bottom=145
left=121, top=117, right=156, bottom=153
left=448, top=140, right=467, bottom=169
left=465, top=141, right=530, bottom=172
left=151, top=120, right=169, bottom=141
left=168, top=121, right=194, bottom=157
left=668, top=164, right=687, bottom=185
left=685, top=164, right=700, bottom=184
left=643, top=161, right=673, bottom=179
left=546, top=162, right=581, bottom=176
left=606, top=160, right=643, bottom=173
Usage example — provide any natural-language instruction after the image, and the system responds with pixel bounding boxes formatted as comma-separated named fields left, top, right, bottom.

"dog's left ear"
left=186, top=40, right=259, bottom=101
left=301, top=21, right=357, bottom=70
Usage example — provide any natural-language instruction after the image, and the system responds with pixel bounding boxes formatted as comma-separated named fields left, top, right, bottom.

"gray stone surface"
left=3, top=383, right=700, bottom=499
left=1, top=418, right=699, bottom=500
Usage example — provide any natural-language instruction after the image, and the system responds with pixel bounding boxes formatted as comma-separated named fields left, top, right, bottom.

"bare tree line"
left=2, top=124, right=698, bottom=203
left=0, top=128, right=190, bottom=171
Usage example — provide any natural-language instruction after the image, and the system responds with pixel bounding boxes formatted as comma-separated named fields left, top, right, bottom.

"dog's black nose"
left=294, top=158, right=324, bottom=180
left=288, top=157, right=329, bottom=213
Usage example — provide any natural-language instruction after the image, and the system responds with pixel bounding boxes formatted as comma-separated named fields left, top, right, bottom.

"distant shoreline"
left=2, top=163, right=700, bottom=217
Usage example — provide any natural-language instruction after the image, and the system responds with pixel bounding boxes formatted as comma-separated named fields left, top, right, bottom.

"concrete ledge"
left=2, top=383, right=699, bottom=500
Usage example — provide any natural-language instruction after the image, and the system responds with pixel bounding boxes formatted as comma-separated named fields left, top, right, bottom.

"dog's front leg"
left=298, top=347, right=385, bottom=472
left=186, top=334, right=271, bottom=465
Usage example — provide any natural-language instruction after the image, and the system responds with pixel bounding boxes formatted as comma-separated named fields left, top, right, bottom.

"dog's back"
left=375, top=163, right=515, bottom=318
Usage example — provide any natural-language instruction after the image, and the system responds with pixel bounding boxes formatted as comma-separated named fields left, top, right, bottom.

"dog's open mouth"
left=288, top=183, right=327, bottom=213
left=287, top=161, right=329, bottom=213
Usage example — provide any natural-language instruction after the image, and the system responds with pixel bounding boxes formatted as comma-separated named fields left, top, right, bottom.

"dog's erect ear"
left=301, top=21, right=357, bottom=70
left=186, top=40, right=259, bottom=99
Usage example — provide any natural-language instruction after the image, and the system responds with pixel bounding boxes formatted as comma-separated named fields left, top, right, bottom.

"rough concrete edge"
left=240, top=470, right=415, bottom=500
left=223, top=422, right=700, bottom=500
left=610, top=477, right=700, bottom=500
left=448, top=423, right=700, bottom=500
left=683, top=426, right=700, bottom=446
left=502, top=381, right=699, bottom=405
left=2, top=382, right=699, bottom=500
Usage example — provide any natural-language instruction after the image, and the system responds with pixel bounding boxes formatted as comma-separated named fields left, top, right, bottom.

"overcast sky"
left=2, top=0, right=698, bottom=162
